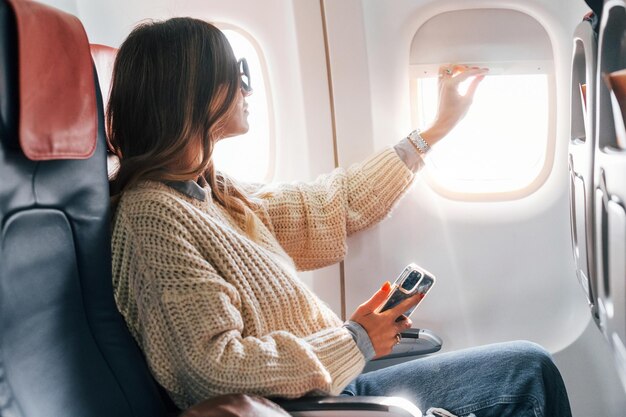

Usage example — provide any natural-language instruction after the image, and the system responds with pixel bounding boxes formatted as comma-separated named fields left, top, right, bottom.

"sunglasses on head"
left=238, top=58, right=252, bottom=96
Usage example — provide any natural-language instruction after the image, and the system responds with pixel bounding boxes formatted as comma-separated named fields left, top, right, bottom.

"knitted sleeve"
left=114, top=201, right=365, bottom=408
left=258, top=148, right=415, bottom=271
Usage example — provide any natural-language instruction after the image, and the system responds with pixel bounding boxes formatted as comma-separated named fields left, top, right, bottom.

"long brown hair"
left=108, top=17, right=263, bottom=240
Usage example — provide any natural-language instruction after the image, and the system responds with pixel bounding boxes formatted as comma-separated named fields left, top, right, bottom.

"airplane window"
left=413, top=71, right=549, bottom=195
left=409, top=9, right=555, bottom=199
left=213, top=26, right=274, bottom=183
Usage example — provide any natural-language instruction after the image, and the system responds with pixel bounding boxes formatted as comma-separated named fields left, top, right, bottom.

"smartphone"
left=376, top=263, right=436, bottom=320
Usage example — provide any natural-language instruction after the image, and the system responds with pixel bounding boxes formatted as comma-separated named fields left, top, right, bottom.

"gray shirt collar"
left=165, top=180, right=207, bottom=201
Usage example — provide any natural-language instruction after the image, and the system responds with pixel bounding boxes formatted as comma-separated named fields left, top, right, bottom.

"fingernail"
left=381, top=281, right=391, bottom=292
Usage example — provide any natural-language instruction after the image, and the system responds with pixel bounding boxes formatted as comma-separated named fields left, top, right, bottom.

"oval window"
left=213, top=25, right=275, bottom=183
left=409, top=9, right=555, bottom=199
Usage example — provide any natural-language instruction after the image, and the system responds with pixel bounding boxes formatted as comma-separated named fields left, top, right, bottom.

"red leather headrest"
left=90, top=44, right=117, bottom=112
left=8, top=0, right=96, bottom=161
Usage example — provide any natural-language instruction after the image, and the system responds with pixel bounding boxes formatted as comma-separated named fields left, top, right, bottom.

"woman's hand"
left=420, top=64, right=489, bottom=146
left=349, top=281, right=424, bottom=359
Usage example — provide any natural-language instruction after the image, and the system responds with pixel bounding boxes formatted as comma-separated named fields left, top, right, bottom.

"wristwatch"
left=407, top=130, right=431, bottom=156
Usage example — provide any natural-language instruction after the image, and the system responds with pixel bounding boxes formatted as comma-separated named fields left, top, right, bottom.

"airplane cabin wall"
left=325, top=0, right=589, bottom=354
left=322, top=0, right=626, bottom=415
left=31, top=0, right=626, bottom=415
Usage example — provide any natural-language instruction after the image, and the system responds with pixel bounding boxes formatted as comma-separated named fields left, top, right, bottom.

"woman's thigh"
left=341, top=341, right=571, bottom=417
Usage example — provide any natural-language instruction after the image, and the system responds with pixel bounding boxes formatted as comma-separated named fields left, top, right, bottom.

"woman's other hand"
left=349, top=282, right=424, bottom=359
left=420, top=64, right=489, bottom=146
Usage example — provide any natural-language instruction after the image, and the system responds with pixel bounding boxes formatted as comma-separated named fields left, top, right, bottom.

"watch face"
left=408, top=130, right=430, bottom=155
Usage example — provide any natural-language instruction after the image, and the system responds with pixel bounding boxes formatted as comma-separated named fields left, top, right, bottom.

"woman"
left=108, top=17, right=572, bottom=417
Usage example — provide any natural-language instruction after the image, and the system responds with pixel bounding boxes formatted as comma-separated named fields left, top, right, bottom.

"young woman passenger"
left=108, top=18, right=572, bottom=417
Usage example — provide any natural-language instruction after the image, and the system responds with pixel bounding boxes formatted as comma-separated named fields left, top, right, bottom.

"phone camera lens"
left=402, top=271, right=422, bottom=290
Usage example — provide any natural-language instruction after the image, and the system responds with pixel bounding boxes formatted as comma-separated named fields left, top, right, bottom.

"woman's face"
left=221, top=89, right=249, bottom=139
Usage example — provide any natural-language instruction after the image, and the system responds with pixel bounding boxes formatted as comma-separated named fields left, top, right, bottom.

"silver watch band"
left=407, top=130, right=431, bottom=155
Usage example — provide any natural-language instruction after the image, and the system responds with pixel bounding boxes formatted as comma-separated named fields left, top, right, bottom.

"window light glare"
left=417, top=74, right=549, bottom=194
left=212, top=28, right=271, bottom=183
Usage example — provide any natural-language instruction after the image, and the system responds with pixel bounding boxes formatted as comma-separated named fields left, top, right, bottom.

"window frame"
left=214, top=22, right=277, bottom=184
left=408, top=14, right=557, bottom=202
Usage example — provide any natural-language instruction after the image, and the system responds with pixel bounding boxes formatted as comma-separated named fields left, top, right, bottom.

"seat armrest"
left=374, top=328, right=443, bottom=361
left=363, top=329, right=442, bottom=373
left=180, top=394, right=291, bottom=417
left=274, top=396, right=422, bottom=417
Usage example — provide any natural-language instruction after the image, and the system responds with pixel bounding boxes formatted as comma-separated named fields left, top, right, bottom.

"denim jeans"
left=340, top=341, right=572, bottom=417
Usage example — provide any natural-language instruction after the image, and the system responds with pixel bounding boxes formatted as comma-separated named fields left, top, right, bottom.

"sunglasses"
left=238, top=58, right=252, bottom=96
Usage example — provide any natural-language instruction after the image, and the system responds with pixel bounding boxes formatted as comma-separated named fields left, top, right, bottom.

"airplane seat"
left=592, top=0, right=626, bottom=390
left=89, top=43, right=119, bottom=177
left=0, top=0, right=171, bottom=415
left=569, top=17, right=600, bottom=328
left=0, top=1, right=421, bottom=416
left=90, top=43, right=117, bottom=111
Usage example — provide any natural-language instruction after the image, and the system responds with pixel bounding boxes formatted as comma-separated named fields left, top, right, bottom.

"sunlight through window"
left=213, top=27, right=273, bottom=183
left=415, top=73, right=550, bottom=195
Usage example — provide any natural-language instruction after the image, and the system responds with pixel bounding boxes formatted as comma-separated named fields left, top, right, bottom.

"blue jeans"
left=341, top=341, right=572, bottom=417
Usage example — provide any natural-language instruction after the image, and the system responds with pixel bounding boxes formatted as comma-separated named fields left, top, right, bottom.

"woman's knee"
left=494, top=340, right=562, bottom=384
left=502, top=340, right=555, bottom=367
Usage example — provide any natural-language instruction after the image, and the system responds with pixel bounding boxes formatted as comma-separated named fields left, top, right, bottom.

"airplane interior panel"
left=570, top=18, right=598, bottom=316
left=3, top=0, right=626, bottom=416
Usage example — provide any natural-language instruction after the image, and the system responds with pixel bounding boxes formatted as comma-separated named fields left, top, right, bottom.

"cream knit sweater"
left=111, top=148, right=415, bottom=409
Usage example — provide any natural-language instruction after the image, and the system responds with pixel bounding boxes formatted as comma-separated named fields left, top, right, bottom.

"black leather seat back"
left=0, top=1, right=167, bottom=416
